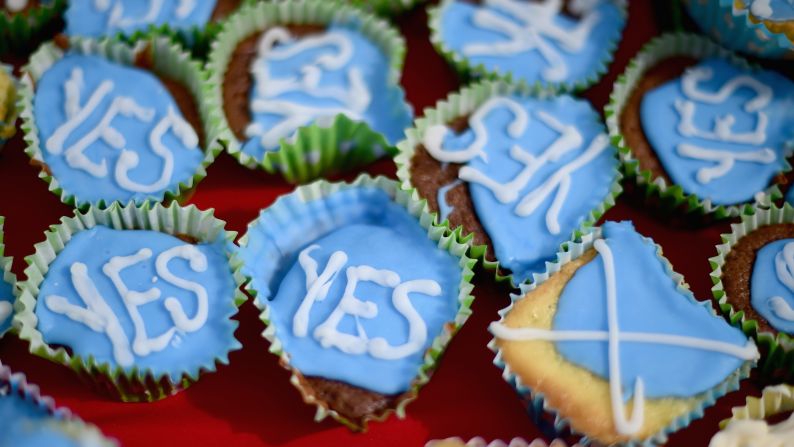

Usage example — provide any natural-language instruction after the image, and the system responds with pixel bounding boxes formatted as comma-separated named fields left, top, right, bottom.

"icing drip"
left=44, top=244, right=211, bottom=367
left=94, top=0, right=197, bottom=28
left=292, top=244, right=442, bottom=360
left=673, top=66, right=776, bottom=185
left=45, top=67, right=199, bottom=194
left=461, top=0, right=602, bottom=82
left=437, top=179, right=463, bottom=222
left=246, top=27, right=372, bottom=152
left=490, top=234, right=759, bottom=435
left=709, top=414, right=794, bottom=447
left=5, top=0, right=27, bottom=12
left=423, top=96, right=609, bottom=235
left=0, top=301, right=12, bottom=326
left=770, top=242, right=794, bottom=322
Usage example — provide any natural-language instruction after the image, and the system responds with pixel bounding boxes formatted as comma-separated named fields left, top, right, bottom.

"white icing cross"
left=424, top=96, right=611, bottom=235
left=490, top=238, right=759, bottom=435
left=93, top=0, right=197, bottom=28
left=770, top=241, right=794, bottom=322
left=246, top=27, right=372, bottom=151
left=44, top=244, right=210, bottom=367
left=673, top=66, right=777, bottom=185
left=292, top=245, right=442, bottom=360
left=45, top=67, right=199, bottom=194
left=4, top=0, right=28, bottom=12
left=461, top=0, right=602, bottom=82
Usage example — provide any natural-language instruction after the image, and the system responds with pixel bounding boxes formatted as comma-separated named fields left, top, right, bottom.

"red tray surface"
left=0, top=1, right=772, bottom=446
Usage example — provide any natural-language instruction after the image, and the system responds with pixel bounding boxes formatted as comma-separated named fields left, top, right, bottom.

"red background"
left=0, top=1, right=773, bottom=445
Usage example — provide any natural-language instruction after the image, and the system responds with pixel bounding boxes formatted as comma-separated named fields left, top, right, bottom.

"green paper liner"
left=0, top=216, right=18, bottom=339
left=12, top=201, right=248, bottom=402
left=18, top=35, right=224, bottom=211
left=488, top=224, right=757, bottom=446
left=709, top=203, right=794, bottom=382
left=683, top=0, right=794, bottom=59
left=425, top=437, right=578, bottom=447
left=347, top=0, right=426, bottom=17
left=604, top=32, right=793, bottom=220
left=719, top=384, right=794, bottom=429
left=238, top=174, right=477, bottom=431
left=0, top=362, right=117, bottom=446
left=206, top=0, right=411, bottom=184
left=0, top=0, right=65, bottom=55
left=394, top=79, right=623, bottom=287
left=427, top=0, right=627, bottom=92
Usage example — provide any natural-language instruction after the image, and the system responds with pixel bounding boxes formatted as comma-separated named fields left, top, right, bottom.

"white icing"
left=750, top=0, right=774, bottom=19
left=246, top=27, right=371, bottom=151
left=709, top=414, right=794, bottom=447
left=94, top=0, right=198, bottom=28
left=45, top=67, right=199, bottom=193
left=423, top=96, right=609, bottom=235
left=770, top=241, right=794, bottom=322
left=673, top=66, right=776, bottom=185
left=45, top=244, right=210, bottom=366
left=5, top=0, right=28, bottom=13
left=292, top=245, right=442, bottom=360
left=461, top=0, right=602, bottom=82
left=489, top=237, right=760, bottom=436
left=0, top=301, right=12, bottom=326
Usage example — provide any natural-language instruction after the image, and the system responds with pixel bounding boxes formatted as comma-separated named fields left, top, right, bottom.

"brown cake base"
left=722, top=223, right=794, bottom=335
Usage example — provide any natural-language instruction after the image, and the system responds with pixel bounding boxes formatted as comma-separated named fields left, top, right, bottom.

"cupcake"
left=684, top=0, right=794, bottom=59
left=426, top=437, right=577, bottom=447
left=606, top=33, right=794, bottom=219
left=490, top=221, right=758, bottom=445
left=711, top=203, right=794, bottom=381
left=0, top=0, right=65, bottom=54
left=0, top=362, right=116, bottom=446
left=238, top=175, right=475, bottom=431
left=395, top=80, right=621, bottom=285
left=348, top=0, right=426, bottom=16
left=709, top=384, right=794, bottom=446
left=0, top=63, right=18, bottom=150
left=0, top=216, right=16, bottom=339
left=19, top=35, right=222, bottom=210
left=429, top=0, right=626, bottom=90
left=13, top=201, right=246, bottom=402
left=207, top=0, right=413, bottom=183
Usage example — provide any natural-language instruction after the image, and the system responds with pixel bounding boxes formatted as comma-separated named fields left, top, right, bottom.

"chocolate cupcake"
left=490, top=221, right=758, bottom=445
left=0, top=0, right=65, bottom=54
left=19, top=35, right=222, bottom=209
left=606, top=33, right=794, bottom=218
left=396, top=80, right=621, bottom=285
left=207, top=0, right=413, bottom=183
left=711, top=203, right=794, bottom=381
left=238, top=175, right=475, bottom=431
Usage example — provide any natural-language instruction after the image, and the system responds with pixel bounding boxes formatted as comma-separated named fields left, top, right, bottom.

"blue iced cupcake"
left=0, top=217, right=16, bottom=340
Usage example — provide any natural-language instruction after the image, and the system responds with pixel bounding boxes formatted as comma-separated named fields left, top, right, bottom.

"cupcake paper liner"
left=0, top=63, right=19, bottom=150
left=720, top=383, right=794, bottom=428
left=427, top=0, right=627, bottom=92
left=0, top=216, right=18, bottom=339
left=604, top=32, right=793, bottom=220
left=0, top=362, right=117, bottom=446
left=709, top=203, right=794, bottom=381
left=426, top=437, right=579, bottom=447
left=347, top=0, right=426, bottom=17
left=684, top=0, right=794, bottom=59
left=18, top=34, right=224, bottom=211
left=238, top=174, right=477, bottom=431
left=394, top=79, right=623, bottom=287
left=12, top=201, right=247, bottom=402
left=206, top=0, right=411, bottom=184
left=488, top=225, right=756, bottom=446
left=0, top=0, right=66, bottom=55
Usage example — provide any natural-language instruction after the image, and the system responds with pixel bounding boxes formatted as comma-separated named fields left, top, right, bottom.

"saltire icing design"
left=640, top=58, right=794, bottom=206
left=437, top=0, right=624, bottom=85
left=749, top=0, right=794, bottom=21
left=64, top=0, right=218, bottom=37
left=241, top=24, right=412, bottom=161
left=424, top=94, right=617, bottom=283
left=491, top=221, right=758, bottom=437
left=34, top=54, right=204, bottom=206
left=751, top=239, right=794, bottom=334
left=241, top=187, right=462, bottom=396
left=34, top=226, right=237, bottom=381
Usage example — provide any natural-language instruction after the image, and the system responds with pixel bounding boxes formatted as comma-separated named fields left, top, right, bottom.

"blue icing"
left=553, top=221, right=750, bottom=399
left=34, top=54, right=205, bottom=206
left=0, top=270, right=14, bottom=337
left=438, top=0, right=624, bottom=86
left=65, top=0, right=217, bottom=37
left=751, top=239, right=794, bottom=334
left=4, top=422, right=97, bottom=447
left=35, top=226, right=237, bottom=382
left=241, top=24, right=413, bottom=161
left=0, top=388, right=78, bottom=447
left=640, top=58, right=794, bottom=205
left=240, top=187, right=462, bottom=395
left=441, top=94, right=617, bottom=283
left=437, top=179, right=462, bottom=223
left=750, top=0, right=794, bottom=21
